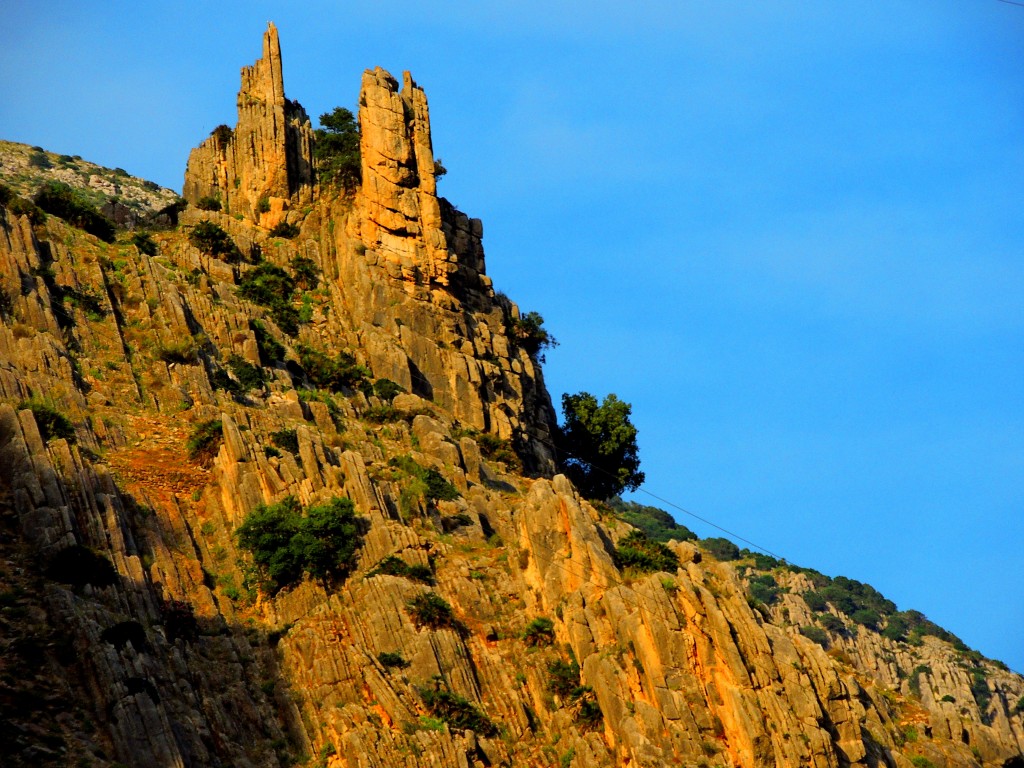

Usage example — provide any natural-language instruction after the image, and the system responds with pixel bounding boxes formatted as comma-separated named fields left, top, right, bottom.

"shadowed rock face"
left=1, top=24, right=1023, bottom=768
left=183, top=22, right=314, bottom=226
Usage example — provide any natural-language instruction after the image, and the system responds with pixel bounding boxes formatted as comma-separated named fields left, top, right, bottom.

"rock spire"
left=353, top=68, right=455, bottom=285
left=182, top=22, right=314, bottom=225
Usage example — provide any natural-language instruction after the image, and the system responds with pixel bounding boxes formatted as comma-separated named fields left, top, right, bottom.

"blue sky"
left=2, top=1, right=1022, bottom=672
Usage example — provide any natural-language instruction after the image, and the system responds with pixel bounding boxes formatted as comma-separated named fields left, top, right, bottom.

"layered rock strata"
left=2, top=24, right=1023, bottom=768
left=183, top=23, right=314, bottom=226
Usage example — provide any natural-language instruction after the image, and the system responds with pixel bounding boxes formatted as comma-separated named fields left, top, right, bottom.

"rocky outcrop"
left=353, top=68, right=453, bottom=287
left=182, top=23, right=314, bottom=226
left=2, top=24, right=1023, bottom=768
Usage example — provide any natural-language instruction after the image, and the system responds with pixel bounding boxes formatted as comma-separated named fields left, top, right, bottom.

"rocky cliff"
left=1, top=23, right=1022, bottom=768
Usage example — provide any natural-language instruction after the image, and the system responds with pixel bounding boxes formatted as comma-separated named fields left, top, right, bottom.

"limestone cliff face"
left=2, top=26, right=1023, bottom=768
left=183, top=23, right=314, bottom=225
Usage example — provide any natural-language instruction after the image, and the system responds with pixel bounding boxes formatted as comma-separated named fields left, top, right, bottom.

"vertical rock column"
left=183, top=22, right=314, bottom=224
left=355, top=67, right=454, bottom=286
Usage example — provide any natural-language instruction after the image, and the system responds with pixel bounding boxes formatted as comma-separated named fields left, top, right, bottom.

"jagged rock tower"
left=183, top=23, right=314, bottom=226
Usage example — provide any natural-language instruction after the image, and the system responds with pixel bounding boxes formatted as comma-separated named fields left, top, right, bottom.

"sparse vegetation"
left=509, top=311, right=557, bottom=361
left=269, top=222, right=300, bottom=239
left=377, top=651, right=410, bottom=670
left=297, top=344, right=370, bottom=391
left=186, top=419, right=223, bottom=466
left=799, top=625, right=829, bottom=648
left=701, top=537, right=741, bottom=561
left=407, top=592, right=459, bottom=631
left=368, top=555, right=433, bottom=584
left=615, top=530, right=679, bottom=574
left=19, top=400, right=76, bottom=443
left=522, top=617, right=555, bottom=647
left=157, top=336, right=200, bottom=364
left=417, top=681, right=496, bottom=736
left=606, top=497, right=696, bottom=542
left=132, top=232, right=158, bottom=256
left=34, top=181, right=116, bottom=242
left=196, top=195, right=222, bottom=211
left=227, top=354, right=266, bottom=391
left=239, top=263, right=300, bottom=334
left=189, top=220, right=243, bottom=262
left=372, top=378, right=404, bottom=402
left=252, top=320, right=285, bottom=364
left=270, top=428, right=299, bottom=455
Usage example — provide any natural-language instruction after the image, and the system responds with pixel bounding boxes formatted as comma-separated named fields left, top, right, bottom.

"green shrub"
left=522, top=617, right=555, bottom=647
left=1012, top=695, right=1024, bottom=715
left=19, top=400, right=76, bottom=443
left=256, top=197, right=271, bottom=214
left=803, top=591, right=827, bottom=612
left=423, top=467, right=459, bottom=502
left=28, top=151, right=52, bottom=168
left=157, top=337, right=199, bottom=364
left=251, top=320, right=285, bottom=364
left=263, top=445, right=281, bottom=458
left=576, top=695, right=603, bottom=731
left=605, top=497, right=696, bottom=542
left=910, top=757, right=936, bottom=768
left=7, top=193, right=47, bottom=226
left=407, top=592, right=459, bottom=631
left=186, top=419, right=223, bottom=466
left=372, top=378, right=404, bottom=402
left=297, top=344, right=370, bottom=391
left=189, top=220, right=243, bottom=262
left=132, top=232, right=158, bottom=256
left=270, top=428, right=299, bottom=455
left=269, top=222, right=300, bottom=239
left=227, top=354, right=266, bottom=391
left=34, top=181, right=115, bottom=242
left=747, top=574, right=781, bottom=605
left=702, top=537, right=741, bottom=561
left=211, top=124, right=233, bottom=144
left=547, top=659, right=583, bottom=699
left=850, top=608, right=881, bottom=630
left=418, top=683, right=495, bottom=736
left=236, top=495, right=364, bottom=594
left=46, top=545, right=117, bottom=587
left=364, top=404, right=402, bottom=423
left=799, top=625, right=828, bottom=648
left=315, top=107, right=361, bottom=191
left=368, top=555, right=433, bottom=584
left=509, top=310, right=557, bottom=361
left=239, top=263, right=299, bottom=334
left=377, top=651, right=409, bottom=669
left=817, top=613, right=845, bottom=633
left=615, top=531, right=679, bottom=574
left=196, top=196, right=222, bottom=211
left=63, top=286, right=106, bottom=321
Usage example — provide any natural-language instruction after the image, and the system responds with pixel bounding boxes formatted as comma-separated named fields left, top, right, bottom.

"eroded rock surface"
left=1, top=24, right=1022, bottom=768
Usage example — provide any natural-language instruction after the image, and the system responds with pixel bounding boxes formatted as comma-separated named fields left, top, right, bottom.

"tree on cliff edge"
left=557, top=392, right=645, bottom=500
left=314, top=107, right=361, bottom=191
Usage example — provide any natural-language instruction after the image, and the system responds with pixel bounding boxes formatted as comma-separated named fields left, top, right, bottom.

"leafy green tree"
left=236, top=495, right=364, bottom=594
left=315, top=107, right=361, bottom=191
left=557, top=392, right=644, bottom=500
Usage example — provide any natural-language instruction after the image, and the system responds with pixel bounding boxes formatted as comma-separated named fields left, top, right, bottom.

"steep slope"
left=0, top=23, right=1021, bottom=768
